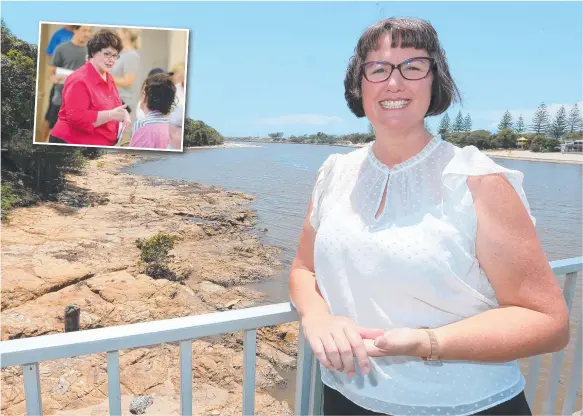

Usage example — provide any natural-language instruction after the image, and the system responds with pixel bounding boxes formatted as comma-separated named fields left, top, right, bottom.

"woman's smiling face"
left=361, top=34, right=433, bottom=132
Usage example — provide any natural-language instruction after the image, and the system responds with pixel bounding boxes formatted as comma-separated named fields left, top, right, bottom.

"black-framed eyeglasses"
left=361, top=57, right=435, bottom=82
left=100, top=51, right=121, bottom=61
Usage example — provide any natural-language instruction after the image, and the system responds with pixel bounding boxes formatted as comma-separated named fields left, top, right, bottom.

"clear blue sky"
left=3, top=1, right=582, bottom=137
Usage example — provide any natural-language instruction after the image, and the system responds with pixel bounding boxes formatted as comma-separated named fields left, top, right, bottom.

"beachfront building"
left=517, top=137, right=528, bottom=150
left=561, top=140, right=583, bottom=153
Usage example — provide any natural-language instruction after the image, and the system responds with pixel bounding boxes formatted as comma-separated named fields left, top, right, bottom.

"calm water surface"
left=127, top=142, right=582, bottom=302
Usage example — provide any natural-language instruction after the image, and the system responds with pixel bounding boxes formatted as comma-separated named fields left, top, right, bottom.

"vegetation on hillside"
left=183, top=119, right=224, bottom=147
left=1, top=21, right=93, bottom=220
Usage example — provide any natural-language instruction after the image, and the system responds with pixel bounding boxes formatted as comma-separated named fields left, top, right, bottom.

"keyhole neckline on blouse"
left=367, top=134, right=443, bottom=174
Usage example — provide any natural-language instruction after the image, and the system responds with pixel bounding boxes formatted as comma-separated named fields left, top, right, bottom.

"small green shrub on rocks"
left=135, top=232, right=179, bottom=280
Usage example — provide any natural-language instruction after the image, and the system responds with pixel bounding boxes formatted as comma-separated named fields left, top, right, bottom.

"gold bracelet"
left=419, top=327, right=440, bottom=362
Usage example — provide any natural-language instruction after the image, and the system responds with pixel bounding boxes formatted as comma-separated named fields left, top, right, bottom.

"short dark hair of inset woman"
left=142, top=73, right=177, bottom=115
left=86, top=29, right=122, bottom=59
left=344, top=17, right=461, bottom=118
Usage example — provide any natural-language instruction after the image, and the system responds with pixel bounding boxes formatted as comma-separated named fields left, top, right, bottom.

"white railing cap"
left=1, top=257, right=581, bottom=368
left=549, top=257, right=583, bottom=275
left=0, top=302, right=298, bottom=367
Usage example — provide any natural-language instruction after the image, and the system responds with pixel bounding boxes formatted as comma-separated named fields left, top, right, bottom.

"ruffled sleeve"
left=441, top=146, right=536, bottom=239
left=309, top=154, right=339, bottom=231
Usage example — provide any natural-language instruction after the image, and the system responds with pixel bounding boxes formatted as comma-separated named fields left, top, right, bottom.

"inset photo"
left=33, top=21, right=189, bottom=151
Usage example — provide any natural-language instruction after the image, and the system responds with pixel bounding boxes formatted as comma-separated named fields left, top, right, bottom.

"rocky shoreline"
left=1, top=151, right=298, bottom=415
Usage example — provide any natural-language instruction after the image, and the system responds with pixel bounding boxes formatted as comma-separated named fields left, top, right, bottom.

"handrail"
left=548, top=256, right=583, bottom=275
left=0, top=256, right=581, bottom=416
left=0, top=302, right=298, bottom=367
left=2, top=257, right=580, bottom=369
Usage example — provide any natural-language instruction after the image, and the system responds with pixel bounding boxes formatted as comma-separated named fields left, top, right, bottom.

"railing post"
left=541, top=271, right=578, bottom=414
left=295, top=325, right=313, bottom=416
left=562, top=308, right=583, bottom=415
left=309, top=355, right=323, bottom=415
left=64, top=305, right=80, bottom=332
left=524, top=355, right=541, bottom=407
left=242, top=329, right=257, bottom=416
left=106, top=351, right=122, bottom=416
left=180, top=340, right=193, bottom=416
left=23, top=362, right=43, bottom=416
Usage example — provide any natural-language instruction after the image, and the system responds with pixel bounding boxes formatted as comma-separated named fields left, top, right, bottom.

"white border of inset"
left=33, top=20, right=190, bottom=153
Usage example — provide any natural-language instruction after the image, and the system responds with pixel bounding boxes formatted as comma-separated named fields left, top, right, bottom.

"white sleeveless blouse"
left=310, top=136, right=534, bottom=415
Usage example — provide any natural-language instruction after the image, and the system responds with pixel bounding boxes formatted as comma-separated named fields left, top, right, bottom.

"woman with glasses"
left=289, top=18, right=568, bottom=416
left=50, top=30, right=131, bottom=147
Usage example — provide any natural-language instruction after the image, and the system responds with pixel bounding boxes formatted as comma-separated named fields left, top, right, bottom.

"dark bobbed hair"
left=87, top=29, right=122, bottom=58
left=148, top=67, right=166, bottom=77
left=344, top=17, right=461, bottom=118
left=142, top=73, right=176, bottom=115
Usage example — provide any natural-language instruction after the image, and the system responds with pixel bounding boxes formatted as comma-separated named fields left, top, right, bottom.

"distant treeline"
left=227, top=130, right=375, bottom=145
left=230, top=109, right=583, bottom=151
left=228, top=129, right=567, bottom=152
left=439, top=105, right=583, bottom=140
left=442, top=130, right=563, bottom=152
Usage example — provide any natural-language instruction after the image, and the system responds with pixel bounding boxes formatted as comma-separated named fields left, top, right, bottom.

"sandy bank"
left=186, top=143, right=263, bottom=150
left=483, top=149, right=583, bottom=164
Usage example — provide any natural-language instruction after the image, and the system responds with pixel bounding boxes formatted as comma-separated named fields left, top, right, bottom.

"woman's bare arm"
left=290, top=199, right=377, bottom=376
left=429, top=174, right=570, bottom=361
left=289, top=199, right=330, bottom=318
left=370, top=174, right=569, bottom=362
left=113, top=72, right=136, bottom=89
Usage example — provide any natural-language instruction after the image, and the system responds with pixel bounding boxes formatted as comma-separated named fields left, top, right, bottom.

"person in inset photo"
left=49, top=29, right=131, bottom=146
left=169, top=62, right=186, bottom=129
left=135, top=67, right=166, bottom=122
left=38, top=25, right=75, bottom=142
left=168, top=109, right=184, bottom=150
left=129, top=73, right=176, bottom=150
left=170, top=62, right=186, bottom=105
left=44, top=25, right=93, bottom=140
left=112, top=28, right=142, bottom=116
left=46, top=25, right=75, bottom=57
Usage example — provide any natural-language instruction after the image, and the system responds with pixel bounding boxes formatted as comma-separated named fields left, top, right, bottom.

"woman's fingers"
left=321, top=333, right=343, bottom=371
left=343, top=326, right=370, bottom=375
left=303, top=317, right=385, bottom=375
left=308, top=336, right=334, bottom=370
left=357, top=327, right=385, bottom=340
left=363, top=339, right=387, bottom=357
left=112, top=104, right=128, bottom=117
left=331, top=330, right=356, bottom=376
left=110, top=109, right=123, bottom=121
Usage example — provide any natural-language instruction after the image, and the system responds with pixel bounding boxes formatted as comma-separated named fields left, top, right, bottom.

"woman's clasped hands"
left=109, top=104, right=131, bottom=130
left=301, top=313, right=429, bottom=377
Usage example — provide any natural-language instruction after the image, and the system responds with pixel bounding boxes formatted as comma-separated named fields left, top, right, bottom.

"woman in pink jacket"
left=129, top=73, right=176, bottom=150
